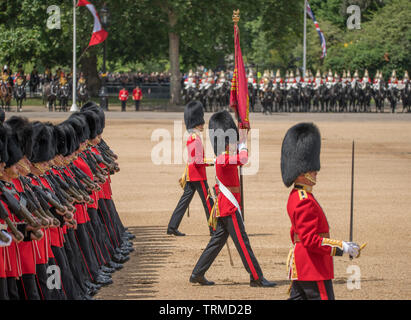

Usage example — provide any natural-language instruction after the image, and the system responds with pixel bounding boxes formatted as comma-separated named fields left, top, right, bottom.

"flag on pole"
left=306, top=1, right=327, bottom=59
left=230, top=17, right=250, bottom=130
left=77, top=0, right=108, bottom=47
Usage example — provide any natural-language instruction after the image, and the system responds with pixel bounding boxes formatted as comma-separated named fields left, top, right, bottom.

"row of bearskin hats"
left=0, top=101, right=105, bottom=170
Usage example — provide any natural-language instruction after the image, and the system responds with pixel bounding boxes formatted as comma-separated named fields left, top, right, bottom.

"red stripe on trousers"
left=231, top=213, right=258, bottom=280
left=317, top=280, right=328, bottom=300
left=200, top=181, right=212, bottom=213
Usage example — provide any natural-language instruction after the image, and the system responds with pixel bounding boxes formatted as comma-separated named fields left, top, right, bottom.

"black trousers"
left=98, top=199, right=121, bottom=249
left=7, top=277, right=19, bottom=300
left=121, top=101, right=126, bottom=111
left=75, top=223, right=100, bottom=280
left=168, top=180, right=214, bottom=232
left=87, top=208, right=113, bottom=264
left=0, top=278, right=8, bottom=300
left=134, top=100, right=140, bottom=111
left=17, top=274, right=41, bottom=300
left=35, top=263, right=66, bottom=300
left=104, top=199, right=126, bottom=242
left=288, top=280, right=335, bottom=300
left=192, top=210, right=263, bottom=281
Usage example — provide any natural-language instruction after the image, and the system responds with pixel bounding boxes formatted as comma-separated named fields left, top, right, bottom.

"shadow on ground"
left=95, top=225, right=175, bottom=300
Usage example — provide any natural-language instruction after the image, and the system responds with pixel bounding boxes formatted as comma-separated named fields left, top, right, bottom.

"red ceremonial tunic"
left=286, top=187, right=336, bottom=281
left=90, top=147, right=112, bottom=199
left=132, top=88, right=142, bottom=100
left=118, top=89, right=129, bottom=101
left=0, top=247, right=5, bottom=278
left=64, top=167, right=89, bottom=223
left=73, top=156, right=98, bottom=210
left=9, top=179, right=37, bottom=275
left=214, top=150, right=248, bottom=217
left=186, top=132, right=210, bottom=182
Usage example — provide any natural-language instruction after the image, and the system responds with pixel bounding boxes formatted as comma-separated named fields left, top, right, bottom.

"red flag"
left=230, top=24, right=250, bottom=129
left=77, top=0, right=108, bottom=47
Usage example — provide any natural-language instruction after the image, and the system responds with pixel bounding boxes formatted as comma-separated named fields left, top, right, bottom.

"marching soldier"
left=190, top=110, right=276, bottom=287
left=167, top=101, right=215, bottom=236
left=281, top=122, right=366, bottom=300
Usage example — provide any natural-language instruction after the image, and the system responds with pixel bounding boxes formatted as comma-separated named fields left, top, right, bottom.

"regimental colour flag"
left=77, top=0, right=108, bottom=47
left=230, top=23, right=250, bottom=130
left=306, top=0, right=327, bottom=59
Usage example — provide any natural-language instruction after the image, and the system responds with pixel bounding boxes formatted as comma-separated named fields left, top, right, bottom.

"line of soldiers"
left=181, top=68, right=410, bottom=114
left=0, top=101, right=135, bottom=300
left=257, top=69, right=410, bottom=114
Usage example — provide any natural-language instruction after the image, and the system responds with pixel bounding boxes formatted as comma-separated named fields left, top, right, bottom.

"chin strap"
left=303, top=172, right=317, bottom=185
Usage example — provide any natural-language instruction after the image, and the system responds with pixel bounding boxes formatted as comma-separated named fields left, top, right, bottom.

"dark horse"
left=400, top=82, right=411, bottom=113
left=373, top=81, right=386, bottom=113
left=300, top=84, right=312, bottom=112
left=57, top=83, right=70, bottom=112
left=285, top=87, right=299, bottom=112
left=44, top=81, right=59, bottom=111
left=204, top=85, right=216, bottom=112
left=182, top=87, right=197, bottom=105
left=329, top=83, right=340, bottom=112
left=14, top=82, right=26, bottom=112
left=386, top=86, right=399, bottom=113
left=319, top=84, right=330, bottom=112
left=273, top=82, right=284, bottom=112
left=248, top=83, right=257, bottom=112
left=359, top=82, right=372, bottom=112
left=77, top=83, right=89, bottom=108
left=260, top=84, right=274, bottom=115
left=214, top=82, right=230, bottom=111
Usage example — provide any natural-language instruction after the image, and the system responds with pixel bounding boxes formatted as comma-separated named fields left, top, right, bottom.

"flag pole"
left=70, top=0, right=79, bottom=112
left=303, top=0, right=307, bottom=76
left=232, top=10, right=245, bottom=221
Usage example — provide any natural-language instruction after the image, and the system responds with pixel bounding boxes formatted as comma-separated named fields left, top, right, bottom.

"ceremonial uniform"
left=168, top=101, right=214, bottom=236
left=118, top=88, right=129, bottom=112
left=281, top=122, right=364, bottom=300
left=190, top=111, right=275, bottom=287
left=132, top=87, right=142, bottom=111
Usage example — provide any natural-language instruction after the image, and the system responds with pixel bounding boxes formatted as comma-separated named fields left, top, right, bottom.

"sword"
left=349, top=140, right=355, bottom=260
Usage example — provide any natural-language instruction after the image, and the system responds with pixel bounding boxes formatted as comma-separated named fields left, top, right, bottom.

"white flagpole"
left=70, top=0, right=79, bottom=112
left=303, top=0, right=307, bottom=76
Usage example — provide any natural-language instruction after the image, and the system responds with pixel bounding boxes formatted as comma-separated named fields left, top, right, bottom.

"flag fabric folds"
left=230, top=24, right=250, bottom=130
left=77, top=0, right=108, bottom=47
left=306, top=0, right=327, bottom=59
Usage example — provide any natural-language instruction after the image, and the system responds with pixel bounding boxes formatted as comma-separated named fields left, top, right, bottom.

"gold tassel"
left=208, top=200, right=219, bottom=231
left=179, top=164, right=188, bottom=189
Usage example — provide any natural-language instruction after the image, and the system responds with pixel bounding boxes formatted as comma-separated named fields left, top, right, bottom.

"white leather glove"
left=343, top=241, right=360, bottom=258
left=0, top=230, right=12, bottom=247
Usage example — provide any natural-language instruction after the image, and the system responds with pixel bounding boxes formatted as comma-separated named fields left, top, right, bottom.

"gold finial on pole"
left=232, top=9, right=240, bottom=25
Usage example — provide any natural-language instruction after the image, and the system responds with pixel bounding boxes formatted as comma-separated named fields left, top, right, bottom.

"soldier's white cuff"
left=238, top=142, right=247, bottom=152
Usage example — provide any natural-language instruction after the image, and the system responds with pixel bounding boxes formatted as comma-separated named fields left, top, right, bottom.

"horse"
left=204, top=85, right=216, bottom=112
left=29, top=74, right=40, bottom=98
left=329, top=84, right=340, bottom=112
left=338, top=84, right=349, bottom=112
left=372, top=81, right=386, bottom=113
left=260, top=84, right=274, bottom=115
left=319, top=84, right=330, bottom=112
left=300, top=84, right=312, bottom=112
left=400, top=82, right=411, bottom=113
left=349, top=82, right=361, bottom=112
left=386, top=86, right=399, bottom=113
left=0, top=82, right=13, bottom=111
left=248, top=83, right=257, bottom=112
left=182, top=86, right=197, bottom=105
left=14, top=81, right=26, bottom=112
left=273, top=83, right=284, bottom=112
left=57, top=83, right=70, bottom=112
left=214, top=82, right=230, bottom=111
left=358, top=82, right=372, bottom=112
left=43, top=81, right=59, bottom=111
left=285, top=86, right=299, bottom=113
left=77, top=83, right=89, bottom=107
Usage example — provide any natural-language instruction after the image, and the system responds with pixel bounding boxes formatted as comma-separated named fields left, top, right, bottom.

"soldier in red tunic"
left=132, top=86, right=142, bottom=111
left=281, top=122, right=365, bottom=300
left=189, top=110, right=276, bottom=287
left=118, top=87, right=129, bottom=112
left=167, top=101, right=214, bottom=236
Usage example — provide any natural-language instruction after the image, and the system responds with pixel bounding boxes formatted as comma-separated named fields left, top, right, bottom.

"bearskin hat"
left=81, top=101, right=105, bottom=135
left=184, top=101, right=205, bottom=130
left=54, top=124, right=68, bottom=156
left=4, top=127, right=24, bottom=168
left=280, top=122, right=321, bottom=188
left=0, top=124, right=8, bottom=164
left=29, top=121, right=56, bottom=163
left=61, top=123, right=79, bottom=156
left=66, top=113, right=90, bottom=143
left=208, top=110, right=239, bottom=156
left=0, top=109, right=5, bottom=124
left=80, top=110, right=100, bottom=140
left=4, top=116, right=34, bottom=159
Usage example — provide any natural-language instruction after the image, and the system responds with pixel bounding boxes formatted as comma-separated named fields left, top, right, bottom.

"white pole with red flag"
left=70, top=0, right=78, bottom=112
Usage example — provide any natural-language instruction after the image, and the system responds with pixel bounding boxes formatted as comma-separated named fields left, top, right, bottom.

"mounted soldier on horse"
left=0, top=66, right=13, bottom=111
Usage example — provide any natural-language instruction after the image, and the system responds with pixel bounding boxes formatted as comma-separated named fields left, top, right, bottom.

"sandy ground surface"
left=16, top=110, right=411, bottom=300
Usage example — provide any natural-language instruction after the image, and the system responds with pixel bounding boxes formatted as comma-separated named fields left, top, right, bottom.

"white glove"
left=0, top=230, right=12, bottom=247
left=238, top=142, right=247, bottom=152
left=343, top=241, right=360, bottom=258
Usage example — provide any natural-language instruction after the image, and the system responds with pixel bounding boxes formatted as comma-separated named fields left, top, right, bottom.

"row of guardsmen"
left=0, top=102, right=135, bottom=300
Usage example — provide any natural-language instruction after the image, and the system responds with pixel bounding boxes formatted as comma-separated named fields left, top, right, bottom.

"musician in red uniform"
left=190, top=110, right=276, bottom=287
left=167, top=101, right=214, bottom=236
left=118, top=87, right=129, bottom=112
left=281, top=122, right=365, bottom=300
left=132, top=86, right=143, bottom=111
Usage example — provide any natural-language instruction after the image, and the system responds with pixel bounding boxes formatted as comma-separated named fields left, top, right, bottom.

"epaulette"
left=191, top=133, right=197, bottom=140
left=297, top=189, right=308, bottom=201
